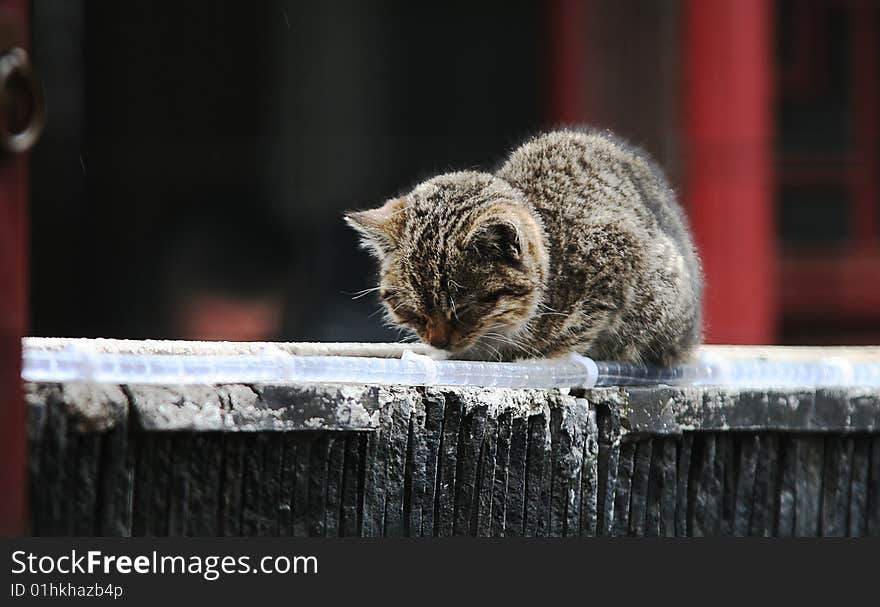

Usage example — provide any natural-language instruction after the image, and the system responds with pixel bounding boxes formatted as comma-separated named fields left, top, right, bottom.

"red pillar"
left=683, top=0, right=776, bottom=344
left=0, top=0, right=30, bottom=535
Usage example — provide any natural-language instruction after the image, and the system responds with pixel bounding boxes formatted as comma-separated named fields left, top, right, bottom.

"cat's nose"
left=426, top=322, right=450, bottom=349
left=429, top=337, right=449, bottom=349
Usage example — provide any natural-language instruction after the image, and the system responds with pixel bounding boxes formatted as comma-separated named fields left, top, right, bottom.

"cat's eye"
left=395, top=308, right=425, bottom=327
left=479, top=287, right=529, bottom=303
left=479, top=290, right=508, bottom=303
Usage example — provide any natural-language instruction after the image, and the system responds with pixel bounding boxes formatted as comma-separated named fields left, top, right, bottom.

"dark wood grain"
left=25, top=382, right=880, bottom=537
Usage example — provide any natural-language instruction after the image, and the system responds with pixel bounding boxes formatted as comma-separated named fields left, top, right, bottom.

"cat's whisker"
left=449, top=298, right=461, bottom=323
left=483, top=331, right=543, bottom=359
left=475, top=340, right=503, bottom=362
left=375, top=300, right=408, bottom=320
left=348, top=286, right=383, bottom=300
left=482, top=325, right=542, bottom=356
left=389, top=325, right=417, bottom=340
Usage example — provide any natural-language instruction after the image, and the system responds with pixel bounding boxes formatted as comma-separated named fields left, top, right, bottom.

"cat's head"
left=346, top=171, right=548, bottom=358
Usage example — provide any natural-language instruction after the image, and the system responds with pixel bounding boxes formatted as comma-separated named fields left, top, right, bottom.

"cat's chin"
left=442, top=346, right=490, bottom=362
left=441, top=333, right=525, bottom=363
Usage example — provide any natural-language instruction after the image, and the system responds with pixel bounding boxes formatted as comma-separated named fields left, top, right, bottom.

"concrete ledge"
left=26, top=382, right=880, bottom=434
left=623, top=386, right=880, bottom=434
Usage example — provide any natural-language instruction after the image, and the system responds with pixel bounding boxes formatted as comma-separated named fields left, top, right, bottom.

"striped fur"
left=346, top=129, right=703, bottom=365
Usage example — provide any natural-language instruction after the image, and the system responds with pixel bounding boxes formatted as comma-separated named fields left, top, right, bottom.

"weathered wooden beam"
left=25, top=380, right=880, bottom=536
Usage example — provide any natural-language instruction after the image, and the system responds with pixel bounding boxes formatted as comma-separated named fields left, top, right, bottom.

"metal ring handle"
left=0, top=47, right=45, bottom=155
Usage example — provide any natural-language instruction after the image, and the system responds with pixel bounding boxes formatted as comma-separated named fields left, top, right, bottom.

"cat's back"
left=499, top=129, right=660, bottom=213
left=498, top=128, right=704, bottom=365
left=497, top=129, right=607, bottom=202
left=497, top=128, right=697, bottom=264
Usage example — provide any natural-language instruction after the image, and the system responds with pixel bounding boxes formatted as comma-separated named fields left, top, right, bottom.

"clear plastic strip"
left=20, top=345, right=880, bottom=389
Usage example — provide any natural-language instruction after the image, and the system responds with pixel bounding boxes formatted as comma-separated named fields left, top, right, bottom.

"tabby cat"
left=346, top=129, right=703, bottom=365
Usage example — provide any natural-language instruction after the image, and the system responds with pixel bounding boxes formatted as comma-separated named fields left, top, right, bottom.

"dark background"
left=27, top=0, right=880, bottom=345
left=30, top=0, right=545, bottom=343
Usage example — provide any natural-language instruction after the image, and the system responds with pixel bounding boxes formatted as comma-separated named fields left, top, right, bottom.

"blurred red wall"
left=547, top=0, right=880, bottom=346
left=0, top=0, right=30, bottom=536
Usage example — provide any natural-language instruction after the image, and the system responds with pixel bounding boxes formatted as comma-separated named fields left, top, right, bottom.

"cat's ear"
left=471, top=219, right=522, bottom=264
left=345, top=197, right=407, bottom=257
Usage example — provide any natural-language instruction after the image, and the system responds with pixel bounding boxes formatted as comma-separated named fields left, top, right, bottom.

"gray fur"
left=346, top=129, right=703, bottom=365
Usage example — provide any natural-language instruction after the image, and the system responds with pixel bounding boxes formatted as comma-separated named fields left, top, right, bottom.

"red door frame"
left=0, top=0, right=30, bottom=535
left=778, top=0, right=880, bottom=331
